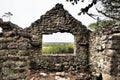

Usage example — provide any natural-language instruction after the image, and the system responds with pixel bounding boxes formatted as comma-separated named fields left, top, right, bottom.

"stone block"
left=109, top=34, right=120, bottom=40
left=6, top=56, right=28, bottom=61
left=14, top=67, right=27, bottom=73
left=3, top=31, right=15, bottom=37
left=55, top=72, right=66, bottom=77
left=3, top=73, right=27, bottom=80
left=17, top=37, right=30, bottom=42
left=1, top=67, right=14, bottom=75
left=101, top=35, right=108, bottom=41
left=0, top=38, right=4, bottom=42
left=101, top=43, right=106, bottom=49
left=106, top=43, right=120, bottom=49
left=7, top=42, right=18, bottom=49
left=18, top=42, right=28, bottom=50
left=0, top=38, right=16, bottom=43
left=55, top=63, right=62, bottom=67
left=0, top=43, right=7, bottom=49
left=8, top=49, right=18, bottom=55
left=63, top=62, right=69, bottom=66
left=106, top=50, right=120, bottom=57
left=31, top=41, right=40, bottom=46
left=18, top=32, right=32, bottom=38
left=18, top=50, right=29, bottom=56
left=0, top=50, right=7, bottom=56
left=102, top=73, right=112, bottom=80
left=107, top=40, right=120, bottom=45
left=3, top=61, right=26, bottom=68
left=95, top=45, right=103, bottom=51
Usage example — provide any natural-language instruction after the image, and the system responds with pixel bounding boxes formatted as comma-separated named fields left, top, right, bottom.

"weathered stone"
left=102, top=73, right=112, bottom=80
left=18, top=32, right=32, bottom=38
left=108, top=34, right=120, bottom=40
left=55, top=76, right=70, bottom=80
left=0, top=38, right=5, bottom=42
left=8, top=49, right=18, bottom=55
left=0, top=3, right=120, bottom=80
left=18, top=42, right=28, bottom=50
left=30, top=41, right=40, bottom=46
left=0, top=43, right=7, bottom=49
left=55, top=72, right=66, bottom=77
left=55, top=64, right=62, bottom=67
left=39, top=72, right=48, bottom=77
left=63, top=62, right=69, bottom=66
left=101, top=35, right=108, bottom=41
left=95, top=45, right=103, bottom=51
left=3, top=31, right=15, bottom=37
left=7, top=42, right=18, bottom=49
left=31, top=35, right=39, bottom=41
left=18, top=50, right=29, bottom=56
left=107, top=43, right=120, bottom=49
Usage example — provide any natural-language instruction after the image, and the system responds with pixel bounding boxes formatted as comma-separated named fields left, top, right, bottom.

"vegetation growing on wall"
left=88, top=20, right=116, bottom=31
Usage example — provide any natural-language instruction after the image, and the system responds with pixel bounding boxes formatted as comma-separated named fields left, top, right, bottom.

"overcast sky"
left=0, top=0, right=97, bottom=42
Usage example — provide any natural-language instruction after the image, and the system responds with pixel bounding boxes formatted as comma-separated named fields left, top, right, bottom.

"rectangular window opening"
left=42, top=32, right=76, bottom=55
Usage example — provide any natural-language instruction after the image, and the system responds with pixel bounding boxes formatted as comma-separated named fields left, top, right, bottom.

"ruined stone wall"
left=25, top=4, right=90, bottom=72
left=0, top=4, right=90, bottom=79
left=0, top=3, right=119, bottom=80
left=0, top=20, right=31, bottom=80
left=89, top=25, right=120, bottom=80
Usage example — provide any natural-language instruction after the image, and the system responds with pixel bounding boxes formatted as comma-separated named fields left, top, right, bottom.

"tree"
left=88, top=20, right=116, bottom=31
left=2, top=12, right=13, bottom=21
left=66, top=0, right=120, bottom=20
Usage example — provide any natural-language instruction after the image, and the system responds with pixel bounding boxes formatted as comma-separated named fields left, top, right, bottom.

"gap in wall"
left=42, top=32, right=75, bottom=54
left=0, top=27, right=2, bottom=33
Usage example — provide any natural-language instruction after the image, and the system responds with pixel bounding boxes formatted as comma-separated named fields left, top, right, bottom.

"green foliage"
left=88, top=23, right=98, bottom=31
left=42, top=43, right=74, bottom=54
left=88, top=20, right=116, bottom=31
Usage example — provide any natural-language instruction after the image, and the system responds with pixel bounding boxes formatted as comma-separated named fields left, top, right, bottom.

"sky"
left=0, top=0, right=97, bottom=42
left=43, top=32, right=74, bottom=42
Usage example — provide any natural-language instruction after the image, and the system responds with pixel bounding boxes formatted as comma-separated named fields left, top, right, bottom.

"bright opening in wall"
left=0, top=27, right=2, bottom=33
left=42, top=32, right=75, bottom=54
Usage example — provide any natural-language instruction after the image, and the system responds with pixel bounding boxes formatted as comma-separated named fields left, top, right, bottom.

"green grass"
left=42, top=42, right=74, bottom=54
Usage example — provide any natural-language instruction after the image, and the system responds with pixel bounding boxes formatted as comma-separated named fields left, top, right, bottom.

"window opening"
left=42, top=32, right=75, bottom=54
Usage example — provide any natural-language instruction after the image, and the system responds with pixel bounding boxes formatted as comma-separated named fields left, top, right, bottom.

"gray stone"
left=0, top=3, right=120, bottom=80
left=55, top=76, right=70, bottom=80
left=95, top=45, right=103, bottom=51
left=101, top=35, right=107, bottom=41
left=55, top=64, right=62, bottom=67
left=55, top=72, right=66, bottom=77
left=39, top=72, right=48, bottom=77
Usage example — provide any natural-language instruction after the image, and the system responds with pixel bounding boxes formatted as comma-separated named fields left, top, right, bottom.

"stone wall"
left=0, top=4, right=90, bottom=79
left=89, top=25, right=120, bottom=80
left=25, top=3, right=90, bottom=72
left=0, top=19, right=32, bottom=80
left=0, top=3, right=120, bottom=80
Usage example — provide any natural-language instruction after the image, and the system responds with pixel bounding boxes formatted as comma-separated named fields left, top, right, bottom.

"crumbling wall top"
left=25, top=3, right=89, bottom=35
left=0, top=18, right=22, bottom=32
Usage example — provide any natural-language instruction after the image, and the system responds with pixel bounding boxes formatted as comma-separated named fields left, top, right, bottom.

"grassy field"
left=42, top=42, right=74, bottom=54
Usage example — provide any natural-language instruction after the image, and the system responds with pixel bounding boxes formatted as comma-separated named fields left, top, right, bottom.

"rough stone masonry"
left=0, top=3, right=119, bottom=80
